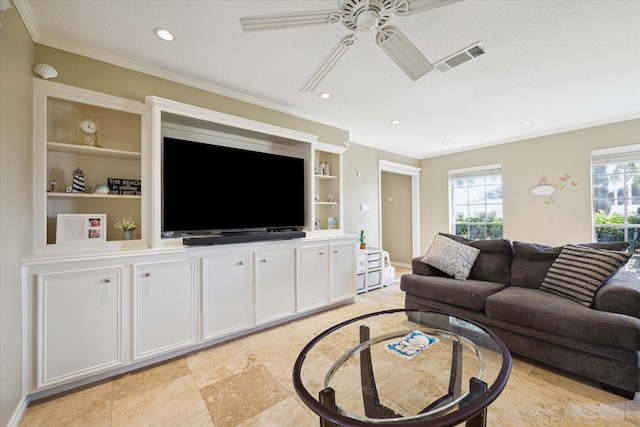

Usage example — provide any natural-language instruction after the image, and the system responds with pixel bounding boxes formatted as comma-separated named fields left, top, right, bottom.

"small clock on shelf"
left=78, top=117, right=99, bottom=147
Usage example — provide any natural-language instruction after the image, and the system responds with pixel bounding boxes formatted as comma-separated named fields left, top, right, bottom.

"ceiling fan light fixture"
left=356, top=10, right=379, bottom=32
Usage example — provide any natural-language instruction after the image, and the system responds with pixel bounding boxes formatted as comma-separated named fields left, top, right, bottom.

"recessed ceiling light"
left=154, top=28, right=175, bottom=41
left=390, top=120, right=400, bottom=125
left=441, top=139, right=450, bottom=144
left=521, top=120, right=533, bottom=125
left=319, top=92, right=331, bottom=99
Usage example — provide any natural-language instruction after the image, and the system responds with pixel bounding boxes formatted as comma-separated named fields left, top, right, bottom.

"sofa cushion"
left=540, top=244, right=632, bottom=307
left=510, top=241, right=630, bottom=288
left=438, top=233, right=513, bottom=286
left=400, top=274, right=505, bottom=311
left=594, top=270, right=640, bottom=319
left=485, top=287, right=640, bottom=351
left=421, top=234, right=480, bottom=280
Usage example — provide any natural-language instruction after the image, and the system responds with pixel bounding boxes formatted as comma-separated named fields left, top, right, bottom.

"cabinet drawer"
left=368, top=259, right=381, bottom=269
left=368, top=270, right=381, bottom=288
left=367, top=252, right=381, bottom=261
left=357, top=274, right=365, bottom=291
left=357, top=254, right=367, bottom=273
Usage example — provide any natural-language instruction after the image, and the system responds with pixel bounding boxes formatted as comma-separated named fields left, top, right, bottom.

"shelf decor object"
left=530, top=178, right=557, bottom=197
left=114, top=217, right=137, bottom=240
left=78, top=117, right=99, bottom=146
left=56, top=214, right=106, bottom=243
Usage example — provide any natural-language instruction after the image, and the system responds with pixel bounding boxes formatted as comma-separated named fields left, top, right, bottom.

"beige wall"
left=343, top=143, right=419, bottom=248
left=0, top=3, right=34, bottom=425
left=420, top=119, right=640, bottom=251
left=34, top=45, right=350, bottom=147
left=381, top=171, right=412, bottom=264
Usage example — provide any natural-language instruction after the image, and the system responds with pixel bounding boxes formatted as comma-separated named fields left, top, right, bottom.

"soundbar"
left=183, top=230, right=306, bottom=246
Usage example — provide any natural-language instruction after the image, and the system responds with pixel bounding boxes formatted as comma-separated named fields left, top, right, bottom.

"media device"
left=162, top=137, right=306, bottom=244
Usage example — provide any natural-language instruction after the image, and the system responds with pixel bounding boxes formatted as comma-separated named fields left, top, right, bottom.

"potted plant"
left=115, top=217, right=137, bottom=240
left=359, top=229, right=366, bottom=249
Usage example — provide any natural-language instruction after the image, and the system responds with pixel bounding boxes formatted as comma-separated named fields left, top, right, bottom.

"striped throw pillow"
left=540, top=244, right=631, bottom=306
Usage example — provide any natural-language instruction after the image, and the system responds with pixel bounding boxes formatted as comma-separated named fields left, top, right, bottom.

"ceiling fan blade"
left=394, top=0, right=462, bottom=16
left=240, top=9, right=344, bottom=32
left=300, top=34, right=357, bottom=92
left=376, top=25, right=433, bottom=81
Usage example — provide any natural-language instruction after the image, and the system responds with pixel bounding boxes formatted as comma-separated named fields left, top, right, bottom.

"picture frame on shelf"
left=56, top=214, right=106, bottom=243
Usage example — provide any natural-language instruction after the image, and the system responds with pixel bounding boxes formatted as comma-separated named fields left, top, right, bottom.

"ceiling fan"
left=239, top=0, right=462, bottom=92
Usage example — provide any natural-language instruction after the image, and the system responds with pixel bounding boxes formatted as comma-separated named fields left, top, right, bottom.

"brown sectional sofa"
left=400, top=233, right=640, bottom=398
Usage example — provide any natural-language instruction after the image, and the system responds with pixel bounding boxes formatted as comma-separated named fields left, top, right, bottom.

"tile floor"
left=19, top=267, right=640, bottom=426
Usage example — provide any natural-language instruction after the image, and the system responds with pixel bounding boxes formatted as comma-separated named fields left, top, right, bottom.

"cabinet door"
left=202, top=252, right=252, bottom=340
left=132, top=258, right=198, bottom=360
left=37, top=266, right=125, bottom=387
left=297, top=245, right=329, bottom=313
left=330, top=242, right=357, bottom=302
left=255, top=248, right=295, bottom=324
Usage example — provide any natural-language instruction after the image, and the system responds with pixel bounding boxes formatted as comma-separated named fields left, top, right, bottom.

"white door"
left=132, top=258, right=198, bottom=360
left=255, top=248, right=295, bottom=324
left=37, top=266, right=125, bottom=387
left=297, top=245, right=329, bottom=313
left=330, top=242, right=357, bottom=302
left=202, top=252, right=252, bottom=339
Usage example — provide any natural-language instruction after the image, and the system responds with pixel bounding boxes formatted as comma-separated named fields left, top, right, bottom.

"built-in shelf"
left=314, top=174, right=338, bottom=180
left=47, top=192, right=141, bottom=199
left=47, top=141, right=141, bottom=160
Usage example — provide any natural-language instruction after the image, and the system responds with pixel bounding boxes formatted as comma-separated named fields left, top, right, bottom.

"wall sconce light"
left=530, top=178, right=557, bottom=196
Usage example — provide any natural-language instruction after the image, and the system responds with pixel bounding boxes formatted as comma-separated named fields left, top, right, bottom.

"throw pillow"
left=421, top=234, right=481, bottom=280
left=540, top=244, right=632, bottom=306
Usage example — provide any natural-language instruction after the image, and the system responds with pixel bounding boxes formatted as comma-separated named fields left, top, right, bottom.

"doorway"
left=378, top=160, right=421, bottom=267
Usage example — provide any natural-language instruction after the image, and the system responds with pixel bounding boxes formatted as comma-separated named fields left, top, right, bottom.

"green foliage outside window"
left=454, top=212, right=503, bottom=240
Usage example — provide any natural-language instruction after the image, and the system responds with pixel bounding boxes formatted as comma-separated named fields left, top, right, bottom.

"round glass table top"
left=292, top=309, right=511, bottom=426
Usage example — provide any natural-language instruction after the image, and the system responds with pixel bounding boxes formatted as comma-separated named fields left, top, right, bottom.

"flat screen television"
left=162, top=137, right=305, bottom=236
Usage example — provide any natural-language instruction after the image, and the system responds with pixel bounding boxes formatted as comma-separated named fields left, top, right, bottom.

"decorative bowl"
left=94, top=184, right=109, bottom=195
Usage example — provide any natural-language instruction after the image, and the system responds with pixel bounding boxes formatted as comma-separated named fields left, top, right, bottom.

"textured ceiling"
left=15, top=0, right=640, bottom=159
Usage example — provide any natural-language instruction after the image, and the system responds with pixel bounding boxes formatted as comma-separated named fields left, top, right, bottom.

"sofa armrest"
left=592, top=270, right=640, bottom=319
left=411, top=256, right=449, bottom=277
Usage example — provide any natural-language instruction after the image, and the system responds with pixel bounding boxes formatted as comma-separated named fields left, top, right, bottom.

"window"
left=591, top=146, right=640, bottom=273
left=449, top=164, right=503, bottom=240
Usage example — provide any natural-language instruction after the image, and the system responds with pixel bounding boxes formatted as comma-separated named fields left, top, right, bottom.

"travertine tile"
left=236, top=396, right=318, bottom=427
left=187, top=339, right=259, bottom=389
left=112, top=358, right=191, bottom=401
left=19, top=381, right=112, bottom=427
left=200, top=364, right=290, bottom=427
left=112, top=375, right=212, bottom=426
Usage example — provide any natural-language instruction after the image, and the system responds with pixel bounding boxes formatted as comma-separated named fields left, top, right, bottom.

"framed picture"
left=56, top=214, right=106, bottom=243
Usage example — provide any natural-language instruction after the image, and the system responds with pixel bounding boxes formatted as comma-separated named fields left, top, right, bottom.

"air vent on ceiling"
left=434, top=42, right=485, bottom=73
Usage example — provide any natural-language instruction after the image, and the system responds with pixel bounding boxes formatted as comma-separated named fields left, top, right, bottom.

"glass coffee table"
left=293, top=309, right=511, bottom=426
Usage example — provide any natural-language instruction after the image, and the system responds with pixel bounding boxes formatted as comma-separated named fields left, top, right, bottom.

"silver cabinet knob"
left=144, top=272, right=151, bottom=277
left=104, top=278, right=111, bottom=284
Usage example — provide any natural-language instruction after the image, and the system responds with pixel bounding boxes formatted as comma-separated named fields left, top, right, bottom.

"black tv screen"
left=162, top=137, right=305, bottom=235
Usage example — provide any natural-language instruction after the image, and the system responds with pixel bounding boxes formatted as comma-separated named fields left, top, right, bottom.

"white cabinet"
left=33, top=79, right=149, bottom=254
left=330, top=242, right=357, bottom=302
left=132, top=258, right=198, bottom=360
left=255, top=248, right=296, bottom=324
left=202, top=252, right=252, bottom=340
left=36, top=266, right=125, bottom=387
left=297, top=244, right=329, bottom=313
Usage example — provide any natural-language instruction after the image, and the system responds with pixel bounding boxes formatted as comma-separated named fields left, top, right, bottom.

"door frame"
left=378, top=160, right=421, bottom=258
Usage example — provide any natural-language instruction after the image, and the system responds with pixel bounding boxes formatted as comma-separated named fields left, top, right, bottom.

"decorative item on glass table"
left=114, top=217, right=137, bottom=240
left=359, top=229, right=366, bottom=249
